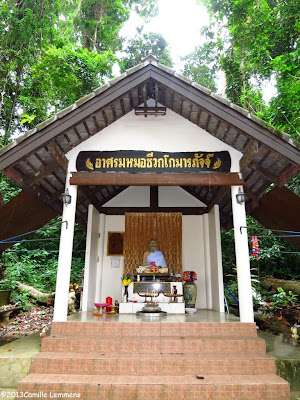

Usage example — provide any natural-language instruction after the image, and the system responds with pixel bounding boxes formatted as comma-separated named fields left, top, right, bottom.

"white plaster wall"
left=84, top=211, right=212, bottom=310
left=182, top=215, right=206, bottom=308
left=66, top=109, right=242, bottom=171
left=81, top=193, right=225, bottom=311
left=99, top=215, right=125, bottom=305
left=104, top=186, right=206, bottom=208
left=98, top=214, right=209, bottom=309
left=103, top=186, right=150, bottom=207
left=159, top=187, right=206, bottom=207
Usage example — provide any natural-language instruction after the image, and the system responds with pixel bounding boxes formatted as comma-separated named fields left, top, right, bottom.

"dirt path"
left=0, top=306, right=53, bottom=346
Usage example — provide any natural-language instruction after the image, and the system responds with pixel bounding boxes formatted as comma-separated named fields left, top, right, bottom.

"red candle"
left=106, top=297, right=112, bottom=312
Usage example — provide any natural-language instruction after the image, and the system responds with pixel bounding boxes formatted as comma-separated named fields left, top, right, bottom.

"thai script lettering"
left=78, top=150, right=231, bottom=173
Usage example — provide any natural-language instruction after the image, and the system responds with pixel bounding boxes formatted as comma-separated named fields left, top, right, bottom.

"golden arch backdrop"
left=123, top=212, right=182, bottom=275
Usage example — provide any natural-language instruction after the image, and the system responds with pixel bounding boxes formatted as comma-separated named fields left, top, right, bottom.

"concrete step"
left=30, top=351, right=276, bottom=376
left=41, top=335, right=266, bottom=354
left=51, top=321, right=258, bottom=338
left=18, top=373, right=290, bottom=400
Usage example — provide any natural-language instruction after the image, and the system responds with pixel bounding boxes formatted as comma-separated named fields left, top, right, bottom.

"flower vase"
left=124, top=286, right=129, bottom=302
left=183, top=281, right=197, bottom=308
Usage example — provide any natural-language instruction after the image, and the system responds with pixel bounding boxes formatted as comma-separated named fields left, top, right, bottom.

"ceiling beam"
left=27, top=161, right=58, bottom=187
left=2, top=166, right=28, bottom=187
left=49, top=187, right=65, bottom=204
left=150, top=186, right=158, bottom=208
left=207, top=186, right=229, bottom=212
left=244, top=189, right=259, bottom=208
left=79, top=186, right=101, bottom=211
left=278, top=164, right=300, bottom=187
left=70, top=172, right=244, bottom=187
left=100, top=207, right=207, bottom=215
left=239, top=140, right=257, bottom=172
left=249, top=161, right=279, bottom=185
left=47, top=140, right=68, bottom=172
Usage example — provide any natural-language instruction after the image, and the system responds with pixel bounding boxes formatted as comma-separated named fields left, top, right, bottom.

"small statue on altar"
left=291, top=325, right=299, bottom=346
left=142, top=238, right=167, bottom=268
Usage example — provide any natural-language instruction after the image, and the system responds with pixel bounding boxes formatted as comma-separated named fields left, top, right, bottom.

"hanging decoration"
left=252, top=236, right=260, bottom=259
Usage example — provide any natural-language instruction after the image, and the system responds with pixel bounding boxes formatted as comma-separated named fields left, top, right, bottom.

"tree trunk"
left=16, top=282, right=55, bottom=305
left=262, top=276, right=300, bottom=296
left=16, top=282, right=77, bottom=313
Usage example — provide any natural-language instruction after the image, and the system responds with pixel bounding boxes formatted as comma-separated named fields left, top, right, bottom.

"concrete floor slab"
left=0, top=333, right=41, bottom=388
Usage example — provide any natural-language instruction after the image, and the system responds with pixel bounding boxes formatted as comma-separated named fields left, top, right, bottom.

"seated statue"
left=142, top=238, right=167, bottom=268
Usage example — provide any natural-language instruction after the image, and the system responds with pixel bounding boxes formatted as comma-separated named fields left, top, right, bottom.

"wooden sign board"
left=76, top=150, right=231, bottom=173
left=107, top=232, right=124, bottom=256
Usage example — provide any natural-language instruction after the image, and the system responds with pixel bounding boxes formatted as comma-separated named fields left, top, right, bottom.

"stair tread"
left=47, top=335, right=262, bottom=340
left=34, top=351, right=273, bottom=360
left=20, top=373, right=288, bottom=385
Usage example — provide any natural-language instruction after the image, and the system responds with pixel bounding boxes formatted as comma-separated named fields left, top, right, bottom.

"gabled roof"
left=0, top=55, right=299, bottom=228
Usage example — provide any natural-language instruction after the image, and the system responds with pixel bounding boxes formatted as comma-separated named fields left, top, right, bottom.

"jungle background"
left=0, top=0, right=299, bottom=341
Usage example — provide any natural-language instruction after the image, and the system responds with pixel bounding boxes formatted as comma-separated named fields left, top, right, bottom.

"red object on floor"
left=106, top=297, right=112, bottom=312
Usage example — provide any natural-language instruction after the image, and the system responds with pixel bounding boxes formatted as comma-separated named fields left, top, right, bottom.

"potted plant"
left=0, top=281, right=11, bottom=307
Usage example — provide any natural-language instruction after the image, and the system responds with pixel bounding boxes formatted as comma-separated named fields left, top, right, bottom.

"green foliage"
left=0, top=218, right=86, bottom=293
left=247, top=216, right=300, bottom=280
left=0, top=173, right=21, bottom=203
left=222, top=215, right=300, bottom=283
left=11, top=289, right=32, bottom=310
left=20, top=114, right=36, bottom=125
left=181, top=42, right=218, bottom=91
left=270, top=287, right=298, bottom=310
left=0, top=0, right=59, bottom=143
left=267, top=49, right=300, bottom=139
left=128, top=0, right=159, bottom=21
left=0, top=0, right=159, bottom=143
left=285, top=173, right=300, bottom=196
left=198, top=0, right=300, bottom=137
left=120, top=31, right=173, bottom=72
left=20, top=46, right=116, bottom=124
left=69, top=0, right=130, bottom=53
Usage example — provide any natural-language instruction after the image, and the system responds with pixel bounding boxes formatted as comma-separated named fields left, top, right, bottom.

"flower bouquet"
left=149, top=262, right=158, bottom=273
left=183, top=271, right=197, bottom=282
left=121, top=275, right=132, bottom=302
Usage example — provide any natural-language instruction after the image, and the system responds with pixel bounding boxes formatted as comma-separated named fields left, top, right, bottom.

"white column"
left=208, top=205, right=224, bottom=313
left=203, top=214, right=212, bottom=309
left=82, top=205, right=96, bottom=312
left=95, top=213, right=106, bottom=302
left=53, top=178, right=78, bottom=322
left=231, top=185, right=254, bottom=322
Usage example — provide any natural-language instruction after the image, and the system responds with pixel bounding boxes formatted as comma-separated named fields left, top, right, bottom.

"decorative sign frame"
left=107, top=232, right=124, bottom=256
left=133, top=282, right=171, bottom=294
left=76, top=150, right=231, bottom=173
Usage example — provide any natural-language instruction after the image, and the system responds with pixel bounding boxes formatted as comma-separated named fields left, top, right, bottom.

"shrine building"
left=1, top=55, right=300, bottom=399
left=1, top=55, right=299, bottom=323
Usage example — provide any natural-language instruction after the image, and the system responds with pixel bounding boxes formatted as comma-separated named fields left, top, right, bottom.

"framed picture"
left=107, top=232, right=124, bottom=256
